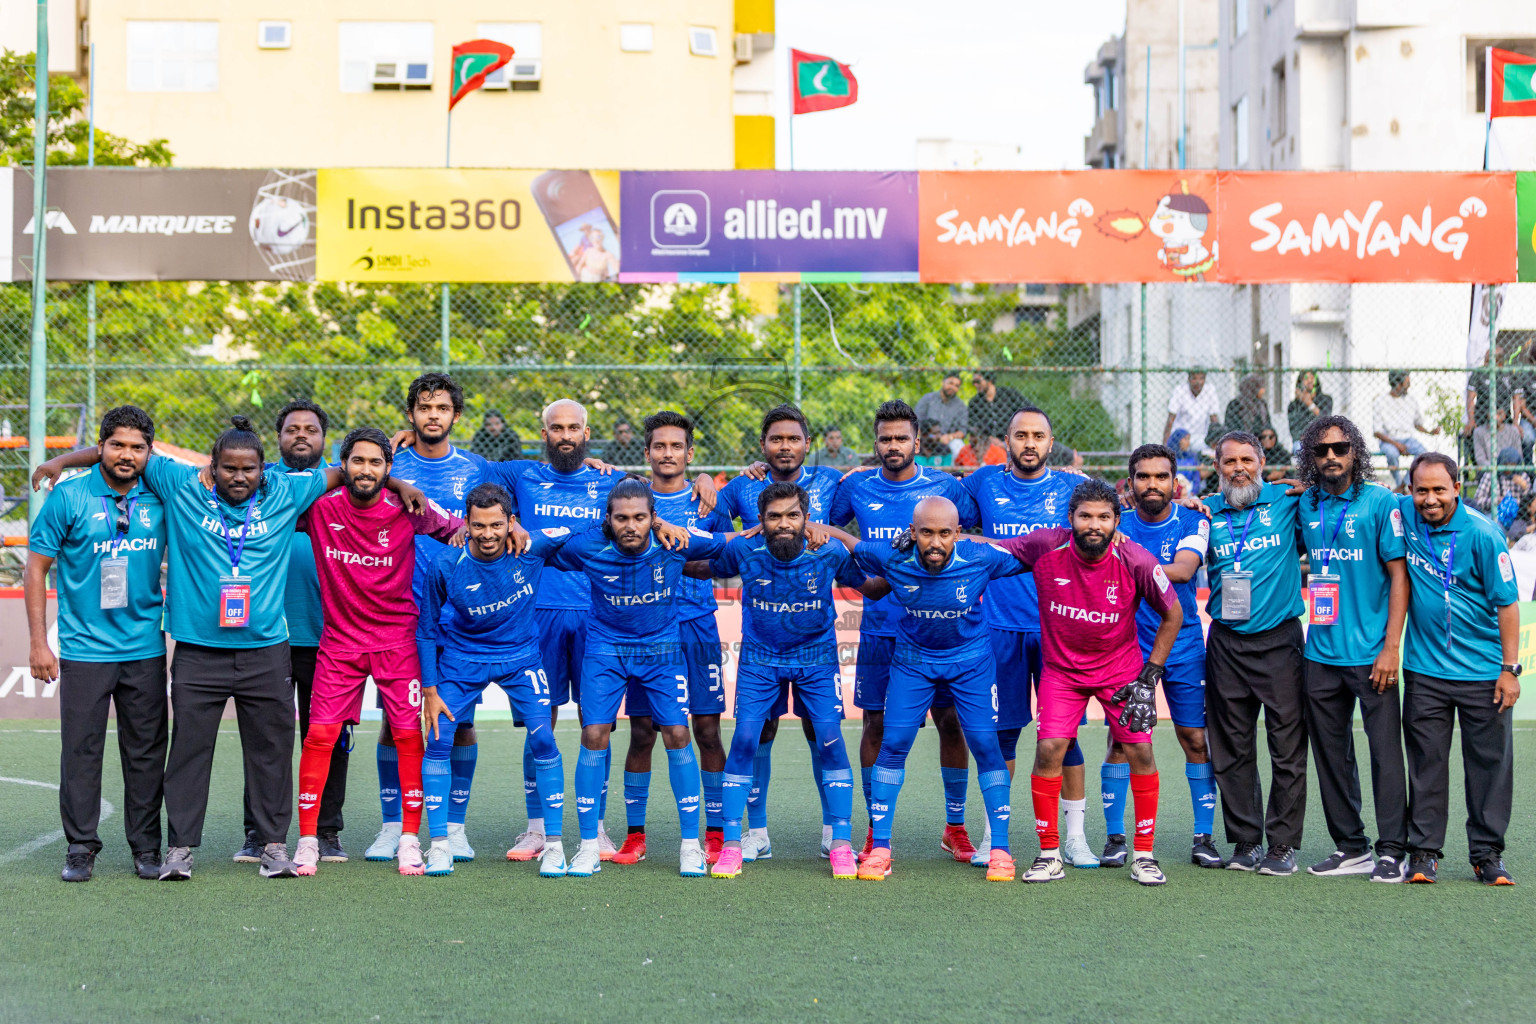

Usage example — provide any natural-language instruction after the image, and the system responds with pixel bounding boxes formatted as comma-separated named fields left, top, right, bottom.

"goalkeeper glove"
left=1110, top=662, right=1162, bottom=734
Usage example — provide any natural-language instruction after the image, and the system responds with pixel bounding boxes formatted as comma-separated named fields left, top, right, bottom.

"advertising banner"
left=919, top=170, right=1223, bottom=283
left=1217, top=172, right=1517, bottom=283
left=12, top=167, right=315, bottom=281
left=618, top=170, right=919, bottom=280
left=1519, top=171, right=1536, bottom=284
left=315, top=169, right=621, bottom=282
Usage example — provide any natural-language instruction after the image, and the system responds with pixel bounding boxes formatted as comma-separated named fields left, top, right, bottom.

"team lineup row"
left=26, top=374, right=1520, bottom=887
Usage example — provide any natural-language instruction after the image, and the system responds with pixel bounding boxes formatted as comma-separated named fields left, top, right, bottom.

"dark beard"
left=344, top=472, right=384, bottom=501
left=1073, top=529, right=1110, bottom=558
left=546, top=438, right=588, bottom=474
left=282, top=448, right=323, bottom=471
left=766, top=533, right=804, bottom=561
left=1009, top=447, right=1045, bottom=475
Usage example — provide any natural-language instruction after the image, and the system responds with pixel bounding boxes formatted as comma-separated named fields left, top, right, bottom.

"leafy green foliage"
left=0, top=50, right=172, bottom=167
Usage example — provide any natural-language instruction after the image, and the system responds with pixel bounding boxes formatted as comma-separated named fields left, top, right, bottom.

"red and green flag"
left=449, top=39, right=515, bottom=110
left=1490, top=47, right=1536, bottom=119
left=791, top=49, right=858, bottom=115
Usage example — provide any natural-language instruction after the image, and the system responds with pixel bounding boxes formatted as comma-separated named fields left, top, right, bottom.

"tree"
left=0, top=50, right=172, bottom=166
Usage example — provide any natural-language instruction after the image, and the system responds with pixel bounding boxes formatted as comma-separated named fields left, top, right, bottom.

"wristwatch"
left=1502, top=663, right=1522, bottom=677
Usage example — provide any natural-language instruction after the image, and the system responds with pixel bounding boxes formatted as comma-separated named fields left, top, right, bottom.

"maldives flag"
left=1490, top=47, right=1536, bottom=119
left=792, top=49, right=858, bottom=115
left=449, top=39, right=515, bottom=110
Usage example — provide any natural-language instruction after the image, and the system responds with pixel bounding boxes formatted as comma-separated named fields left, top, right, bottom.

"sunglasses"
left=1311, top=442, right=1351, bottom=457
left=114, top=496, right=131, bottom=535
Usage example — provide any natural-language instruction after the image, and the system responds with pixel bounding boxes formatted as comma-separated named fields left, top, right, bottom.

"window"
left=1468, top=39, right=1536, bottom=113
left=1105, top=64, right=1117, bottom=112
left=126, top=21, right=218, bottom=92
left=1234, top=95, right=1250, bottom=165
left=257, top=21, right=290, bottom=49
left=689, top=26, right=718, bottom=57
left=1233, top=0, right=1248, bottom=39
left=620, top=23, right=653, bottom=52
left=339, top=21, right=433, bottom=93
left=477, top=22, right=542, bottom=90
left=1270, top=59, right=1287, bottom=140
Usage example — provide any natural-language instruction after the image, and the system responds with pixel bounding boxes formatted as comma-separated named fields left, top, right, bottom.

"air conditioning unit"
left=372, top=59, right=433, bottom=87
left=506, top=58, right=542, bottom=82
left=482, top=66, right=510, bottom=89
left=734, top=33, right=753, bottom=63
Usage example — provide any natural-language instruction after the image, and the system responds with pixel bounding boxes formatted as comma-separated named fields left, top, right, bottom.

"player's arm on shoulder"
left=690, top=472, right=718, bottom=515
left=31, top=446, right=102, bottom=491
left=983, top=541, right=1030, bottom=578
left=810, top=522, right=860, bottom=553
left=994, top=527, right=1068, bottom=569
left=137, top=452, right=196, bottom=497
left=948, top=475, right=982, bottom=527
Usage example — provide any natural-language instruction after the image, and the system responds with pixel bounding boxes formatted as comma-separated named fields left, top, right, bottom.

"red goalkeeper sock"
left=392, top=727, right=426, bottom=834
left=1030, top=774, right=1063, bottom=851
left=297, top=721, right=344, bottom=837
left=1131, top=771, right=1160, bottom=853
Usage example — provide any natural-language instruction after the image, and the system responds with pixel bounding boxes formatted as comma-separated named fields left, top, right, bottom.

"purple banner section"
left=620, top=171, right=919, bottom=276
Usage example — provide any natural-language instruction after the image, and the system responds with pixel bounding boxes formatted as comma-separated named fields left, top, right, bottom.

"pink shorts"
left=310, top=644, right=422, bottom=731
left=1036, top=673, right=1152, bottom=745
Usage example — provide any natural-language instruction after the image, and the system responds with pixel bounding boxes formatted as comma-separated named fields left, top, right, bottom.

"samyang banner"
left=316, top=169, right=621, bottom=282
left=618, top=171, right=919, bottom=281
left=12, top=167, right=315, bottom=281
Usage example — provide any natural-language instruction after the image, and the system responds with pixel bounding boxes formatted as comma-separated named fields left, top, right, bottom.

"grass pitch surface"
left=1, top=719, right=1533, bottom=1024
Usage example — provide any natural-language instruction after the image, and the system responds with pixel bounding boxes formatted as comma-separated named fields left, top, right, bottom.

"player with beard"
left=1112, top=445, right=1221, bottom=868
left=960, top=406, right=1094, bottom=868
left=989, top=479, right=1183, bottom=886
left=292, top=428, right=460, bottom=876
left=829, top=401, right=980, bottom=864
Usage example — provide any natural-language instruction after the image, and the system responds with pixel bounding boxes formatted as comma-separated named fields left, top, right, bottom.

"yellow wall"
left=733, top=0, right=774, bottom=35
left=89, top=0, right=735, bottom=169
left=733, top=114, right=774, bottom=168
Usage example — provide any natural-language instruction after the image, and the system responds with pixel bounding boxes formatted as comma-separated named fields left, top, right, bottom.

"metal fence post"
left=86, top=282, right=96, bottom=423
left=440, top=282, right=451, bottom=371
left=792, top=283, right=803, bottom=405
left=27, top=0, right=50, bottom=528
left=1138, top=282, right=1148, bottom=445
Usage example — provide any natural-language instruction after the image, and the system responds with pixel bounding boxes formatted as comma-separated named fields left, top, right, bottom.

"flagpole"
left=442, top=105, right=451, bottom=370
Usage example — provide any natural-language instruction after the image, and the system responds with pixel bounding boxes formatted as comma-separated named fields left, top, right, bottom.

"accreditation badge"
left=1223, top=570, right=1253, bottom=622
left=219, top=574, right=251, bottom=628
left=1307, top=574, right=1340, bottom=626
left=99, top=557, right=129, bottom=610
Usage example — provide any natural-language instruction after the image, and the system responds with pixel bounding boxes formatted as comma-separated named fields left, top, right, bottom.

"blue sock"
left=978, top=769, right=1011, bottom=853
left=1187, top=761, right=1217, bottom=835
left=522, top=744, right=541, bottom=823
left=701, top=770, right=724, bottom=831
left=534, top=754, right=564, bottom=838
left=666, top=745, right=702, bottom=841
left=575, top=747, right=606, bottom=841
left=941, top=766, right=968, bottom=825
left=721, top=772, right=752, bottom=844
left=814, top=721, right=853, bottom=842
left=1101, top=761, right=1131, bottom=836
left=377, top=743, right=401, bottom=824
left=448, top=744, right=477, bottom=825
left=422, top=753, right=451, bottom=839
left=747, top=739, right=773, bottom=830
left=870, top=766, right=905, bottom=850
left=861, top=764, right=873, bottom=817
left=807, top=733, right=833, bottom=826
left=623, top=771, right=651, bottom=830
left=598, top=747, right=611, bottom=822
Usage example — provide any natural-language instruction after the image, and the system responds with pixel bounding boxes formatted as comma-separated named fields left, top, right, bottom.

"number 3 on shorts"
left=675, top=673, right=688, bottom=704
left=408, top=678, right=422, bottom=708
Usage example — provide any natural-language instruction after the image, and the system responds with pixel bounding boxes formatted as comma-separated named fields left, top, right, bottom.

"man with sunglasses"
left=1296, top=417, right=1410, bottom=882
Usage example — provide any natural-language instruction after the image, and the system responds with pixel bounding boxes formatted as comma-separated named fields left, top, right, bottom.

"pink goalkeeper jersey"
left=997, top=528, right=1176, bottom=687
left=301, top=489, right=461, bottom=654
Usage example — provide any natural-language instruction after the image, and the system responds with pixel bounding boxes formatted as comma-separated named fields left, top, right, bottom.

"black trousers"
left=1303, top=659, right=1408, bottom=857
left=58, top=656, right=168, bottom=855
left=1402, top=669, right=1514, bottom=862
left=164, top=641, right=293, bottom=848
left=1205, top=619, right=1307, bottom=847
left=242, top=645, right=346, bottom=835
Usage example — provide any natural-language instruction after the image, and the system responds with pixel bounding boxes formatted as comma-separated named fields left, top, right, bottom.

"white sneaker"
left=820, top=824, right=834, bottom=860
left=679, top=839, right=707, bottom=878
left=293, top=836, right=320, bottom=877
left=741, top=828, right=772, bottom=862
left=397, top=834, right=425, bottom=876
left=1063, top=834, right=1101, bottom=868
left=970, top=825, right=993, bottom=867
left=425, top=839, right=454, bottom=876
left=364, top=821, right=402, bottom=862
left=446, top=822, right=475, bottom=862
left=597, top=823, right=618, bottom=861
left=505, top=829, right=545, bottom=862
left=1023, top=852, right=1066, bottom=883
left=1130, top=854, right=1167, bottom=886
left=538, top=841, right=568, bottom=878
left=569, top=840, right=602, bottom=877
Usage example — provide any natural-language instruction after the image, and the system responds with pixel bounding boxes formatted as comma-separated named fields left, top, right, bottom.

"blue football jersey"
left=650, top=483, right=730, bottom=622
left=1116, top=505, right=1209, bottom=664
left=852, top=540, right=1025, bottom=665
left=962, top=465, right=1077, bottom=633
left=485, top=461, right=618, bottom=610
left=710, top=535, right=867, bottom=667
left=390, top=445, right=488, bottom=606
left=716, top=465, right=843, bottom=527
left=828, top=467, right=980, bottom=636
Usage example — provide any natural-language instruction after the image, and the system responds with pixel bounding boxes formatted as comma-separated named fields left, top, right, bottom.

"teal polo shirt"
left=1400, top=495, right=1519, bottom=681
left=269, top=458, right=325, bottom=648
left=29, top=467, right=166, bottom=662
left=142, top=455, right=329, bottom=649
left=1301, top=483, right=1408, bottom=666
left=1205, top=482, right=1304, bottom=634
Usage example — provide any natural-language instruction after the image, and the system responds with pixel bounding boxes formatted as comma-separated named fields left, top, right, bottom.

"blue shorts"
left=581, top=648, right=690, bottom=729
left=989, top=628, right=1042, bottom=730
left=433, top=652, right=552, bottom=734
left=624, top=616, right=725, bottom=719
left=854, top=633, right=955, bottom=713
left=886, top=654, right=997, bottom=735
left=769, top=674, right=829, bottom=719
left=381, top=643, right=478, bottom=719
left=737, top=662, right=844, bottom=724
left=1162, top=656, right=1207, bottom=730
left=535, top=607, right=587, bottom=707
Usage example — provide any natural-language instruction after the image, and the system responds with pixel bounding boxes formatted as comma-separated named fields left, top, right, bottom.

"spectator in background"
left=915, top=372, right=970, bottom=455
left=807, top=426, right=859, bottom=468
left=1373, top=371, right=1440, bottom=486
left=968, top=371, right=1027, bottom=452
left=1168, top=428, right=1202, bottom=494
left=1473, top=406, right=1524, bottom=470
left=1258, top=427, right=1290, bottom=482
left=605, top=419, right=646, bottom=466
left=1164, top=370, right=1222, bottom=449
left=1287, top=371, right=1333, bottom=449
left=1225, top=375, right=1273, bottom=437
left=469, top=410, right=521, bottom=463
left=916, top=420, right=954, bottom=468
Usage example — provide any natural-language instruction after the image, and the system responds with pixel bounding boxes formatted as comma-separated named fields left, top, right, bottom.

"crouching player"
left=686, top=482, right=888, bottom=879
left=991, top=479, right=1182, bottom=886
left=416, top=483, right=575, bottom=877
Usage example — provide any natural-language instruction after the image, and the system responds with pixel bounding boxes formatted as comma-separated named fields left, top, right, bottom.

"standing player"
left=961, top=406, right=1094, bottom=868
left=829, top=400, right=981, bottom=862
left=992, top=479, right=1182, bottom=886
left=1112, top=444, right=1222, bottom=869
left=292, top=428, right=460, bottom=877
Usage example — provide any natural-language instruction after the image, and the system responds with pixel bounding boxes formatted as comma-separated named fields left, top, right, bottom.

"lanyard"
left=1225, top=507, right=1257, bottom=572
left=221, top=500, right=257, bottom=574
left=98, top=495, right=137, bottom=554
left=1420, top=523, right=1456, bottom=651
left=1316, top=497, right=1351, bottom=577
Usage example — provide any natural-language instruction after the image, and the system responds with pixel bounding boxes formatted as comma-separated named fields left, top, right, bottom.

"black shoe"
left=317, top=828, right=348, bottom=863
left=1406, top=852, right=1438, bottom=884
left=1370, top=854, right=1405, bottom=883
left=1473, top=858, right=1515, bottom=886
left=133, top=850, right=161, bottom=880
left=1190, top=833, right=1225, bottom=868
left=259, top=842, right=298, bottom=879
left=61, top=844, right=95, bottom=883
left=1100, top=834, right=1129, bottom=868
left=1258, top=844, right=1298, bottom=876
left=233, top=830, right=262, bottom=863
left=1307, top=849, right=1374, bottom=876
left=1226, top=841, right=1264, bottom=871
